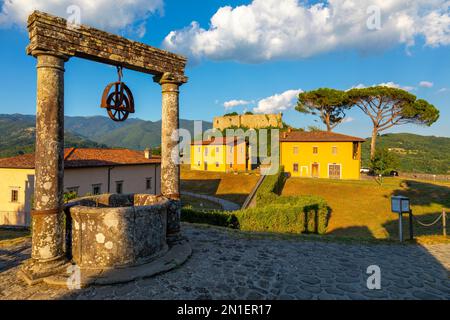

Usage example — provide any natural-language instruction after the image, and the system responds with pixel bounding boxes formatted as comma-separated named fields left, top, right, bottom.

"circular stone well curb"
left=43, top=240, right=192, bottom=288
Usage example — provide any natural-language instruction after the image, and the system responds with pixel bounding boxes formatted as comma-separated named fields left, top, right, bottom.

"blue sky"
left=0, top=0, right=449, bottom=138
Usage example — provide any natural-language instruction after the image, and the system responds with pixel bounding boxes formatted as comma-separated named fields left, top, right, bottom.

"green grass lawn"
left=282, top=177, right=450, bottom=244
left=181, top=165, right=260, bottom=205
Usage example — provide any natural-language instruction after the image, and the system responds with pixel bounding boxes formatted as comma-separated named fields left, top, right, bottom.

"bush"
left=181, top=165, right=331, bottom=235
left=237, top=195, right=330, bottom=235
left=235, top=204, right=306, bottom=234
left=255, top=166, right=286, bottom=203
left=181, top=207, right=239, bottom=229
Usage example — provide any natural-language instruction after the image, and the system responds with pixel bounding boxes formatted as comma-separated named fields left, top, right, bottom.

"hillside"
left=0, top=114, right=107, bottom=158
left=0, top=114, right=212, bottom=157
left=361, top=133, right=450, bottom=174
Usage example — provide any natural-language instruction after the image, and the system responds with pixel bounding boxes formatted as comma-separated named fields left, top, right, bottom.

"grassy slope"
left=282, top=177, right=450, bottom=243
left=361, top=133, right=450, bottom=174
left=181, top=165, right=260, bottom=205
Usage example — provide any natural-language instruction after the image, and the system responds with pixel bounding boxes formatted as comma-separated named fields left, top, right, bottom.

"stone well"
left=67, top=194, right=169, bottom=269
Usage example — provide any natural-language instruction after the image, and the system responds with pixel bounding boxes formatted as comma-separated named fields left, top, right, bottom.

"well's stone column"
left=20, top=51, right=69, bottom=284
left=154, top=73, right=183, bottom=243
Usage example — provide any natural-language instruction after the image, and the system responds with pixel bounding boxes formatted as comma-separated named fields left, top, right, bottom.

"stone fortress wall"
left=213, top=114, right=283, bottom=130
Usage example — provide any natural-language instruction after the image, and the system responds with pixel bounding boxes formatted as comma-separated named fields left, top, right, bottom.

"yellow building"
left=190, top=137, right=251, bottom=172
left=280, top=131, right=365, bottom=180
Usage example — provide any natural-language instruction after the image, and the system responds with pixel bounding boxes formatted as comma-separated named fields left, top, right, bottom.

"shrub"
left=255, top=166, right=286, bottom=203
left=239, top=195, right=330, bottom=235
left=181, top=207, right=239, bottom=229
left=235, top=204, right=306, bottom=234
left=181, top=166, right=331, bottom=235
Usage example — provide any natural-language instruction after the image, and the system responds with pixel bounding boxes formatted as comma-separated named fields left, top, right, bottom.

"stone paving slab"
left=0, top=224, right=448, bottom=300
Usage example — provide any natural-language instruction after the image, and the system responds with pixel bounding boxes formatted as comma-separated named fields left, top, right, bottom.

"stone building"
left=213, top=113, right=283, bottom=130
left=0, top=148, right=161, bottom=226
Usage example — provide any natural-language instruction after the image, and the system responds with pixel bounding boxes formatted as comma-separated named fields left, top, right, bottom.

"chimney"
left=288, top=127, right=292, bottom=133
left=282, top=132, right=287, bottom=139
left=144, top=147, right=152, bottom=159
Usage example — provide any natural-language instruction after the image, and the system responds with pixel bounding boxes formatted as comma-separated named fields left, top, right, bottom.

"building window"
left=313, top=147, right=319, bottom=155
left=293, top=147, right=299, bottom=155
left=146, top=178, right=153, bottom=191
left=197, top=161, right=201, bottom=166
left=205, top=147, right=208, bottom=156
left=293, top=163, right=299, bottom=172
left=92, top=184, right=102, bottom=195
left=116, top=181, right=123, bottom=194
left=216, top=162, right=220, bottom=168
left=67, top=187, right=79, bottom=196
left=10, top=189, right=19, bottom=203
left=332, top=146, right=338, bottom=155
left=197, top=147, right=201, bottom=153
left=353, top=142, right=359, bottom=160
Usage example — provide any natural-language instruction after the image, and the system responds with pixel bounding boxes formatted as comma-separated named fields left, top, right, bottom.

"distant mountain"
left=0, top=114, right=108, bottom=158
left=0, top=114, right=212, bottom=157
left=362, top=133, right=450, bottom=174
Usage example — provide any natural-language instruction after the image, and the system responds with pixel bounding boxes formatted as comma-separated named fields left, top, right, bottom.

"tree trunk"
left=325, top=113, right=332, bottom=132
left=370, top=127, right=378, bottom=159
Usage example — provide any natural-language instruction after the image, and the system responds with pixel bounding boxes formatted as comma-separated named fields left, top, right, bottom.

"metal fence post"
left=398, top=213, right=403, bottom=242
left=409, top=210, right=414, bottom=240
left=443, top=209, right=447, bottom=237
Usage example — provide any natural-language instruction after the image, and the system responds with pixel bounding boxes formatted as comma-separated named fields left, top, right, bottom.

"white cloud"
left=223, top=99, right=253, bottom=109
left=163, top=0, right=450, bottom=63
left=0, top=0, right=163, bottom=37
left=342, top=117, right=355, bottom=124
left=350, top=82, right=415, bottom=91
left=419, top=81, right=434, bottom=88
left=438, top=87, right=449, bottom=93
left=378, top=82, right=415, bottom=91
left=253, top=89, right=302, bottom=114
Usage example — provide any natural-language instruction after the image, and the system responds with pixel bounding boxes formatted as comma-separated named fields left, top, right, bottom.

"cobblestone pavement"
left=0, top=224, right=449, bottom=300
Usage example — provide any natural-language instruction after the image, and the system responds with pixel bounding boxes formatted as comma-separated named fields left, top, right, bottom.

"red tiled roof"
left=280, top=131, right=365, bottom=143
left=191, top=137, right=245, bottom=146
left=0, top=148, right=161, bottom=169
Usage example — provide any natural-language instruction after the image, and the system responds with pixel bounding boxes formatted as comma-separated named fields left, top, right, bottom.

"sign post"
left=391, top=196, right=413, bottom=242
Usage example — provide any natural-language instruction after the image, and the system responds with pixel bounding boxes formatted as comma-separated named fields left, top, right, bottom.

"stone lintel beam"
left=27, top=11, right=188, bottom=84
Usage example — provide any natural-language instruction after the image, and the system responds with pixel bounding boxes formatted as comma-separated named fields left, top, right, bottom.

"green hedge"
left=181, top=166, right=331, bottom=235
left=181, top=207, right=239, bottom=229
left=181, top=195, right=331, bottom=235
left=254, top=166, right=286, bottom=203
left=236, top=196, right=330, bottom=234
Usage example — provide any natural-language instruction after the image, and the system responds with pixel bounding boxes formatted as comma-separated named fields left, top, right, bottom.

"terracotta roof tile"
left=191, top=137, right=243, bottom=146
left=0, top=148, right=161, bottom=169
left=280, top=131, right=365, bottom=143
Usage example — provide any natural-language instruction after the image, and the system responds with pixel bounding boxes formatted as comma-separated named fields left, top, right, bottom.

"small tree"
left=369, top=149, right=399, bottom=182
left=348, top=86, right=440, bottom=159
left=296, top=88, right=351, bottom=132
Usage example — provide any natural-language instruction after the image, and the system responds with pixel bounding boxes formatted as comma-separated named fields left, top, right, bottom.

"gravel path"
left=182, top=192, right=241, bottom=211
left=0, top=224, right=449, bottom=300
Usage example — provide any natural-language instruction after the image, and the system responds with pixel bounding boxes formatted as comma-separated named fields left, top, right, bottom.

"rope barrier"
left=412, top=212, right=445, bottom=227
